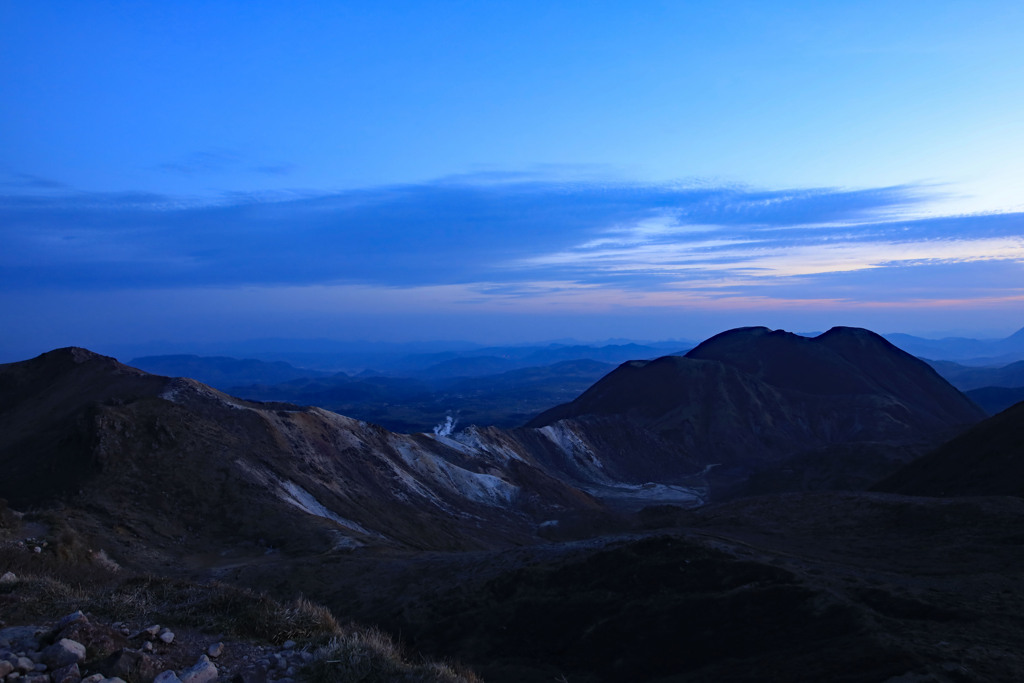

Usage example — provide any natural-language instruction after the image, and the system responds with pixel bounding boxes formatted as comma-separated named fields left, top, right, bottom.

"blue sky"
left=2, top=1, right=1024, bottom=360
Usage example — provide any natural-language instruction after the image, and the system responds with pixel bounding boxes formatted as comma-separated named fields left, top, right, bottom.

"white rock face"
left=40, top=639, right=86, bottom=669
left=153, top=670, right=183, bottom=683
left=179, top=655, right=217, bottom=683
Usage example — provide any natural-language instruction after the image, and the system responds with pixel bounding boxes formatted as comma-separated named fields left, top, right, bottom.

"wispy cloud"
left=158, top=149, right=243, bottom=175
left=2, top=173, right=68, bottom=190
left=2, top=176, right=1022, bottom=312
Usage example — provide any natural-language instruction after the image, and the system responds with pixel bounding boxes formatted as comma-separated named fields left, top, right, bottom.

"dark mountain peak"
left=685, top=326, right=864, bottom=395
left=0, top=348, right=170, bottom=506
left=819, top=325, right=883, bottom=340
left=816, top=326, right=902, bottom=353
left=51, top=346, right=110, bottom=362
left=1007, top=325, right=1024, bottom=342
left=32, top=346, right=132, bottom=371
left=0, top=346, right=152, bottom=396
left=684, top=326, right=775, bottom=353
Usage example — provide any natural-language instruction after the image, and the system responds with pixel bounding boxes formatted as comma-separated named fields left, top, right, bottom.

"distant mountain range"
left=127, top=342, right=692, bottom=433
left=2, top=326, right=997, bottom=551
left=883, top=325, right=1024, bottom=364
left=122, top=328, right=1024, bottom=431
left=128, top=340, right=691, bottom=376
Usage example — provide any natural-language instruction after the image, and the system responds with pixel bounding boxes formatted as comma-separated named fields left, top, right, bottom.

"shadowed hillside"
left=529, top=327, right=984, bottom=497
left=874, top=399, right=1024, bottom=497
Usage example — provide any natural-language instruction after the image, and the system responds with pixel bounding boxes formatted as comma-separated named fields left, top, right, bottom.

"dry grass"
left=0, top=569, right=339, bottom=645
left=0, top=568, right=480, bottom=682
left=0, top=508, right=480, bottom=682
left=300, top=628, right=481, bottom=683
left=1, top=539, right=479, bottom=682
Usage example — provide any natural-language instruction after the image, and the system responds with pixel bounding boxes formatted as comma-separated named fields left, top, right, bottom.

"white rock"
left=51, top=662, right=81, bottom=683
left=40, top=639, right=86, bottom=669
left=55, top=611, right=88, bottom=631
left=0, top=572, right=17, bottom=584
left=153, top=670, right=183, bottom=683
left=81, top=675, right=105, bottom=683
left=206, top=642, right=223, bottom=658
left=158, top=629, right=175, bottom=644
left=179, top=655, right=217, bottom=683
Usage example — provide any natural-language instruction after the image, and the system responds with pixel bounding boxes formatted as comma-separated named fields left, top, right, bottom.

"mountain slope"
left=965, top=386, right=1024, bottom=416
left=874, top=399, right=1024, bottom=497
left=528, top=327, right=984, bottom=496
left=0, top=349, right=600, bottom=557
left=925, top=358, right=1024, bottom=391
left=0, top=347, right=168, bottom=504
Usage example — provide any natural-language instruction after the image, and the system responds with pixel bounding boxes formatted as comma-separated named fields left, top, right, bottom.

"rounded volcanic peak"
left=814, top=326, right=986, bottom=423
left=874, top=399, right=1024, bottom=497
left=3, top=346, right=118, bottom=377
left=526, top=355, right=765, bottom=427
left=815, top=326, right=906, bottom=356
left=685, top=326, right=877, bottom=396
left=0, top=347, right=172, bottom=507
left=0, top=346, right=165, bottom=407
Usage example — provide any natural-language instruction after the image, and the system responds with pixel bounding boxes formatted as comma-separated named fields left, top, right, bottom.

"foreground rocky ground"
left=0, top=509, right=479, bottom=683
left=0, top=607, right=318, bottom=683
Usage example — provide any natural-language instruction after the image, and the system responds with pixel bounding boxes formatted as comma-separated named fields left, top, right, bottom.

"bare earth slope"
left=0, top=348, right=601, bottom=557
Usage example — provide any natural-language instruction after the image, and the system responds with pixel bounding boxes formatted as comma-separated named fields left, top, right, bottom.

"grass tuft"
left=300, top=629, right=481, bottom=683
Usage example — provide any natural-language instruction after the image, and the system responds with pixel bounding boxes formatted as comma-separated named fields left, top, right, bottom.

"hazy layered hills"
left=923, top=358, right=1024, bottom=415
left=529, top=326, right=985, bottom=497
left=127, top=330, right=1024, bottom=431
left=129, top=341, right=686, bottom=380
left=125, top=354, right=332, bottom=386
left=127, top=347, right=653, bottom=432
left=228, top=359, right=616, bottom=433
left=884, top=324, right=1024, bottom=364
